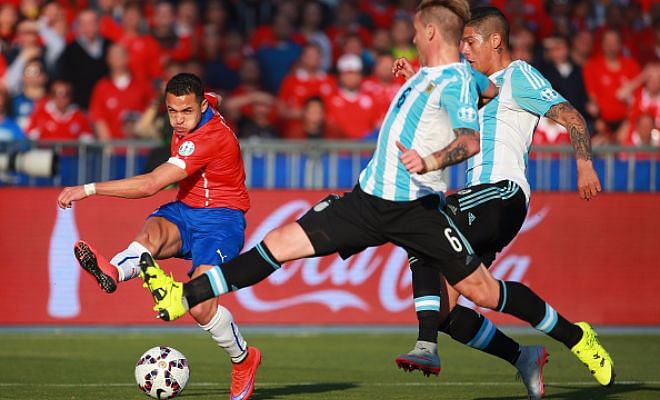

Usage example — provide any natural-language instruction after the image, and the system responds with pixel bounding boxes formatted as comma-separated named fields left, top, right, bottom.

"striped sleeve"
left=440, top=68, right=480, bottom=131
left=511, top=62, right=566, bottom=116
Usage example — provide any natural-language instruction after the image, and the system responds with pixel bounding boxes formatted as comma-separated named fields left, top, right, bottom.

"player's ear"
left=490, top=33, right=503, bottom=52
left=200, top=98, right=209, bottom=113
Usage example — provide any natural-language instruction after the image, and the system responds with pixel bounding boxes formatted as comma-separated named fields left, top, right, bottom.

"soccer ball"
left=135, top=346, right=190, bottom=399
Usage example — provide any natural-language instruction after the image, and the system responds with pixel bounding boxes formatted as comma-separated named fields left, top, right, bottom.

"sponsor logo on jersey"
left=457, top=189, right=472, bottom=195
left=178, top=141, right=195, bottom=156
left=458, top=106, right=477, bottom=122
left=540, top=88, right=559, bottom=102
left=468, top=212, right=476, bottom=226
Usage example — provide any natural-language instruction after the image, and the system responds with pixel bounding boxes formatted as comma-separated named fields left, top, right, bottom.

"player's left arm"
left=544, top=101, right=601, bottom=200
left=57, top=162, right=187, bottom=209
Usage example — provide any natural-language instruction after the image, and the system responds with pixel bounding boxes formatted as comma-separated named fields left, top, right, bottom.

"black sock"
left=497, top=281, right=582, bottom=349
left=184, top=241, right=282, bottom=309
left=411, top=257, right=442, bottom=343
left=439, top=305, right=521, bottom=365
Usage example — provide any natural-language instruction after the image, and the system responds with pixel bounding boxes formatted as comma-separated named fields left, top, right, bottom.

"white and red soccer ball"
left=135, top=346, right=189, bottom=399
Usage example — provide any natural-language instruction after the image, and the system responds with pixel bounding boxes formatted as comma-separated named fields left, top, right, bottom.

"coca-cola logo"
left=235, top=199, right=549, bottom=316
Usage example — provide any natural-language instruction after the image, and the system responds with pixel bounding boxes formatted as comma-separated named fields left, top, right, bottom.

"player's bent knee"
left=188, top=300, right=216, bottom=325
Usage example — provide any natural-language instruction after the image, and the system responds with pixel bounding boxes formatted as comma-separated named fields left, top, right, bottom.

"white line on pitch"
left=1, top=381, right=659, bottom=387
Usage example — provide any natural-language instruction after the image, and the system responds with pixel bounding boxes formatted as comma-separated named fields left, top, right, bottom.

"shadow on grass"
left=179, top=382, right=358, bottom=399
left=474, top=382, right=660, bottom=400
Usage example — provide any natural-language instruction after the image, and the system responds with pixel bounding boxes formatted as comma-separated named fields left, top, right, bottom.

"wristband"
left=423, top=155, right=440, bottom=171
left=83, top=183, right=97, bottom=196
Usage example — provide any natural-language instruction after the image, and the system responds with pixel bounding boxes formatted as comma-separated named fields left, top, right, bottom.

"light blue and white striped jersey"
left=465, top=60, right=566, bottom=201
left=359, top=62, right=480, bottom=201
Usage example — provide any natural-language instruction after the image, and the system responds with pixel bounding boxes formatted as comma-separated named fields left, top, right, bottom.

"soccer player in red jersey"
left=57, top=73, right=261, bottom=400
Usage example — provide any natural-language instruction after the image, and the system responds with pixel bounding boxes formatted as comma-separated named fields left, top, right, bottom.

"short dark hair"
left=468, top=7, right=510, bottom=49
left=165, top=73, right=204, bottom=102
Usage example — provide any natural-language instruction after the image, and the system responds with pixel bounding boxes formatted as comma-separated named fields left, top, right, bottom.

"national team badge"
left=457, top=106, right=477, bottom=122
left=540, top=88, right=559, bottom=101
left=178, top=141, right=195, bottom=156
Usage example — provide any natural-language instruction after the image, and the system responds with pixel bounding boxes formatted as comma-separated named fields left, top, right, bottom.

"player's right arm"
left=57, top=162, right=187, bottom=209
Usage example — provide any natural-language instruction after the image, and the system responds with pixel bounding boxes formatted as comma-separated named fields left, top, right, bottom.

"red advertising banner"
left=0, top=188, right=658, bottom=326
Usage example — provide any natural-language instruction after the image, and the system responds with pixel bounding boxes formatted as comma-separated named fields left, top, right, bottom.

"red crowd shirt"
left=88, top=76, right=154, bottom=139
left=361, top=76, right=403, bottom=124
left=168, top=104, right=250, bottom=211
left=583, top=55, right=641, bottom=122
left=118, top=34, right=164, bottom=84
left=26, top=100, right=93, bottom=140
left=323, top=88, right=380, bottom=139
left=278, top=69, right=336, bottom=138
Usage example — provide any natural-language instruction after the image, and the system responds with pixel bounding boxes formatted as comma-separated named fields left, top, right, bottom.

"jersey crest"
left=178, top=141, right=195, bottom=156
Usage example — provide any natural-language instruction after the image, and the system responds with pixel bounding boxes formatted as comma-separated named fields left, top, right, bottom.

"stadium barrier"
left=0, top=139, right=658, bottom=191
left=0, top=188, right=657, bottom=326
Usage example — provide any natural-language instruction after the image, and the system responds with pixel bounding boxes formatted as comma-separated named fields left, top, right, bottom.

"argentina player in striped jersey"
left=396, top=6, right=612, bottom=399
left=140, top=3, right=612, bottom=398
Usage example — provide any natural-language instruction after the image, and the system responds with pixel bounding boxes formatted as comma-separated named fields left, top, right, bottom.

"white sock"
left=110, top=241, right=151, bottom=282
left=199, top=305, right=248, bottom=363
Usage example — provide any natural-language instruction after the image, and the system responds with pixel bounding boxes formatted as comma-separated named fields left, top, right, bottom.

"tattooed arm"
left=396, top=128, right=481, bottom=174
left=545, top=101, right=601, bottom=200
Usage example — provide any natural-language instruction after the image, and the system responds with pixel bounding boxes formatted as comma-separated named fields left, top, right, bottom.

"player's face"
left=461, top=26, right=491, bottom=75
left=412, top=13, right=429, bottom=65
left=166, top=93, right=208, bottom=136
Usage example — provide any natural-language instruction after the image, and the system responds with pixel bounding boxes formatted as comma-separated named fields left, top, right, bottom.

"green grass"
left=1, top=330, right=659, bottom=399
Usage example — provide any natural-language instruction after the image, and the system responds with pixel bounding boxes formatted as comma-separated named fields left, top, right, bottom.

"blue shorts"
left=150, top=201, right=246, bottom=276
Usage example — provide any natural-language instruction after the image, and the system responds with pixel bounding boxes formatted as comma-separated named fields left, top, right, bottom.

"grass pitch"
left=1, top=329, right=659, bottom=400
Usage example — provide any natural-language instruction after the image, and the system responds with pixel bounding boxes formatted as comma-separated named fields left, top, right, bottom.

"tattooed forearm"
left=427, top=128, right=480, bottom=170
left=545, top=102, right=592, bottom=161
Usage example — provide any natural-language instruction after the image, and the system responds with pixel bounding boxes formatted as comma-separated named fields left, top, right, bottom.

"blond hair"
left=417, top=0, right=470, bottom=45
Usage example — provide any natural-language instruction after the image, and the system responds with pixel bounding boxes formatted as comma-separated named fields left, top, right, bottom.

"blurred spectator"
left=277, top=43, right=336, bottom=138
left=151, top=1, right=193, bottom=63
left=371, top=28, right=392, bottom=55
left=509, top=26, right=538, bottom=65
left=255, top=12, right=302, bottom=94
left=532, top=117, right=569, bottom=145
left=175, top=0, right=202, bottom=59
left=0, top=86, right=24, bottom=141
left=204, top=30, right=246, bottom=92
left=4, top=19, right=42, bottom=67
left=0, top=4, right=18, bottom=52
left=299, top=1, right=332, bottom=71
left=390, top=16, right=417, bottom=67
left=540, top=36, right=590, bottom=124
left=361, top=52, right=403, bottom=124
left=203, top=0, right=231, bottom=35
left=359, top=0, right=396, bottom=30
left=117, top=1, right=164, bottom=87
left=98, top=0, right=123, bottom=42
left=628, top=113, right=659, bottom=148
left=285, top=96, right=339, bottom=139
left=9, top=58, right=47, bottom=131
left=583, top=29, right=642, bottom=141
left=88, top=43, right=155, bottom=140
left=638, top=18, right=660, bottom=66
left=250, top=4, right=305, bottom=52
left=617, top=65, right=660, bottom=145
left=25, top=80, right=93, bottom=141
left=224, top=57, right=277, bottom=132
left=57, top=9, right=111, bottom=111
left=570, top=30, right=593, bottom=67
left=323, top=54, right=380, bottom=140
left=37, top=1, right=68, bottom=75
left=326, top=0, right=372, bottom=62
left=237, top=97, right=279, bottom=139
left=341, top=32, right=374, bottom=72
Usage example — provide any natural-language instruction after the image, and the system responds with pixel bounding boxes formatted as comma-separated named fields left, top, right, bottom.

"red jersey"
left=118, top=34, right=164, bottom=84
left=168, top=106, right=250, bottom=211
left=26, top=100, right=93, bottom=140
left=323, top=88, right=380, bottom=139
left=583, top=55, right=641, bottom=122
left=89, top=76, right=154, bottom=139
left=361, top=76, right=403, bottom=124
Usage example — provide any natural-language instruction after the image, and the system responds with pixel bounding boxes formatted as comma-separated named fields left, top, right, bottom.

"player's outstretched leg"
left=139, top=252, right=188, bottom=321
left=230, top=346, right=262, bottom=400
left=395, top=341, right=441, bottom=376
left=570, top=322, right=615, bottom=386
left=514, top=345, right=548, bottom=400
left=74, top=240, right=119, bottom=293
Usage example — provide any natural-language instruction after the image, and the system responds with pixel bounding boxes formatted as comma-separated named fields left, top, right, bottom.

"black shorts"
left=444, top=180, right=527, bottom=267
left=297, top=185, right=481, bottom=285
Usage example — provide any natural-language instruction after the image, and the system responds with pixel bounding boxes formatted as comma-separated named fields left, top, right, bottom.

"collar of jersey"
left=193, top=107, right=214, bottom=132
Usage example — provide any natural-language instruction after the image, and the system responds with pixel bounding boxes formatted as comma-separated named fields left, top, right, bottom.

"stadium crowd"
left=0, top=0, right=658, bottom=150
